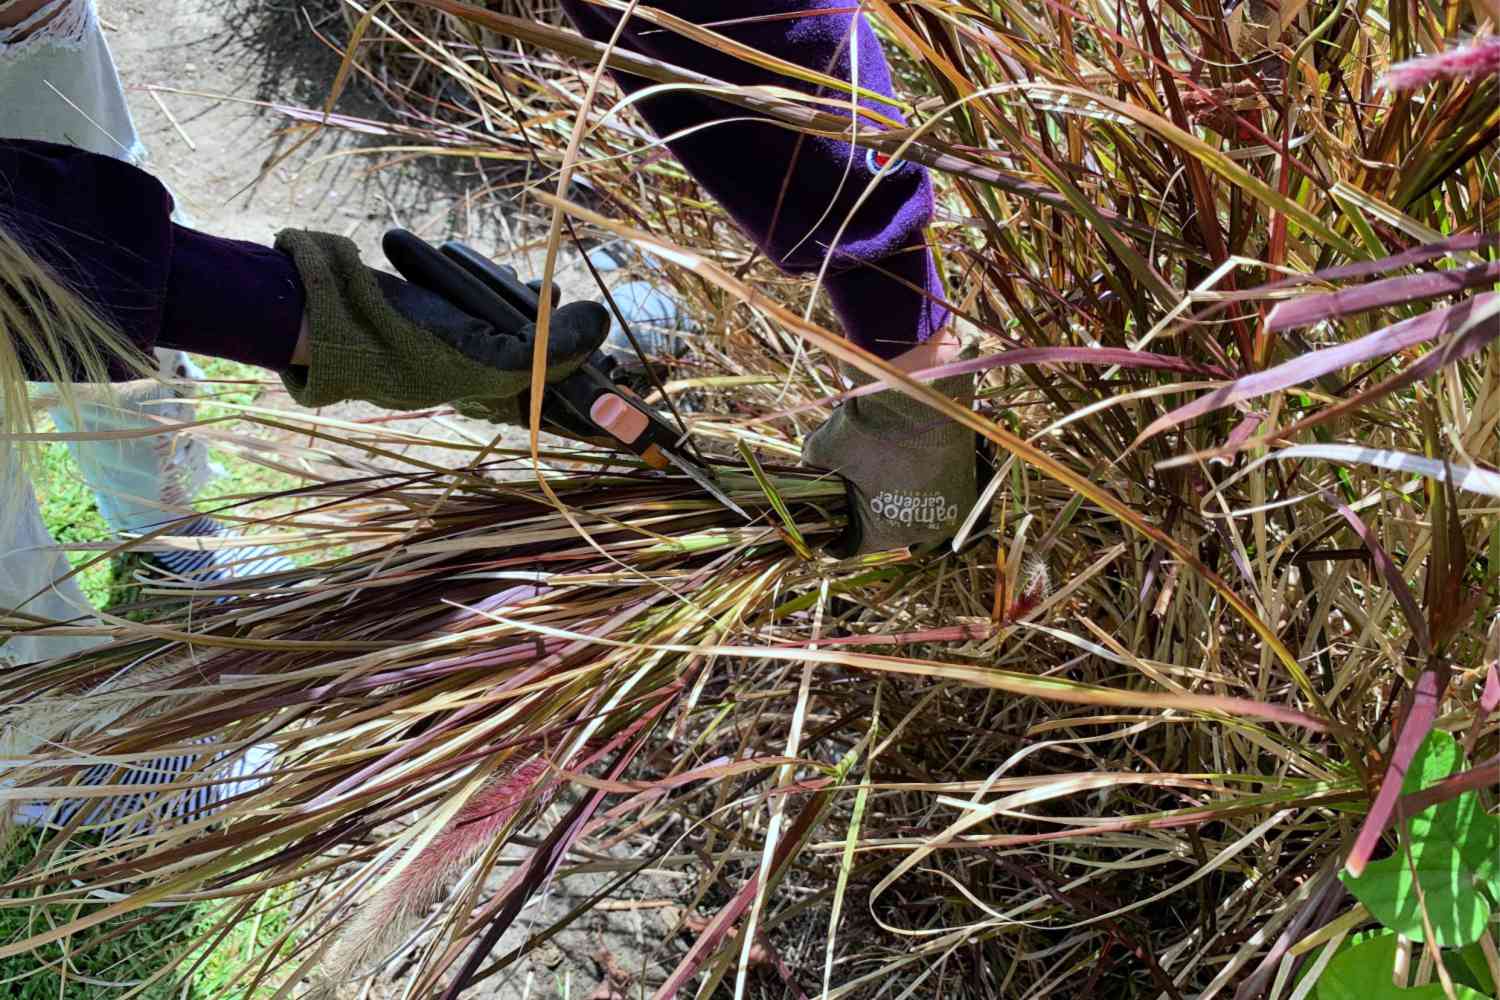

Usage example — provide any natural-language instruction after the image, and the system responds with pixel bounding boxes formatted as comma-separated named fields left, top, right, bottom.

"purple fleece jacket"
left=4, top=3, right=942, bottom=378
left=561, top=1, right=947, bottom=358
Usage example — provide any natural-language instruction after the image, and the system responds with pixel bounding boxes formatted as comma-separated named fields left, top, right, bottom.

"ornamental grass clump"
left=3, top=1, right=1498, bottom=997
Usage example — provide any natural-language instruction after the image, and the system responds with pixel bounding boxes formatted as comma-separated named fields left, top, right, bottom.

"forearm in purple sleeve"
left=3, top=138, right=303, bottom=379
left=560, top=1, right=947, bottom=358
left=159, top=225, right=304, bottom=372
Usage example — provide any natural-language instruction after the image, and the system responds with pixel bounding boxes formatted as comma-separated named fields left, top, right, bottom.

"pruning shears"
left=382, top=229, right=747, bottom=519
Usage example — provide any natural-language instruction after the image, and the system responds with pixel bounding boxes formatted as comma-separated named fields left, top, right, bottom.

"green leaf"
left=1345, top=730, right=1500, bottom=940
left=1299, top=929, right=1383, bottom=994
left=1316, top=932, right=1488, bottom=1000
left=1456, top=941, right=1497, bottom=996
left=1456, top=809, right=1500, bottom=889
left=1316, top=933, right=1402, bottom=1000
left=1398, top=730, right=1499, bottom=886
left=1342, top=850, right=1490, bottom=946
left=1444, top=944, right=1493, bottom=995
left=1400, top=729, right=1460, bottom=795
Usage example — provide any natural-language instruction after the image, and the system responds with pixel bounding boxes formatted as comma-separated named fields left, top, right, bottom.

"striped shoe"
left=150, top=516, right=295, bottom=588
left=14, top=742, right=275, bottom=834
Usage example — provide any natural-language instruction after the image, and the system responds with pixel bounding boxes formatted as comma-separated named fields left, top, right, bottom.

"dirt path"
left=100, top=3, right=676, bottom=995
left=104, top=2, right=417, bottom=276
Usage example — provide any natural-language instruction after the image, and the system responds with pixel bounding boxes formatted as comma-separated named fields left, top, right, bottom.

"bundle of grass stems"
left=4, top=1, right=1499, bottom=997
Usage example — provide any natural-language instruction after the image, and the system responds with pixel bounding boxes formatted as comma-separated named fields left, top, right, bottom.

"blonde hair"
left=0, top=217, right=153, bottom=475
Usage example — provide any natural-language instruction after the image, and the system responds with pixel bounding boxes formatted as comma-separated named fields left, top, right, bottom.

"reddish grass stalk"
left=313, top=756, right=553, bottom=994
left=1344, top=665, right=1450, bottom=877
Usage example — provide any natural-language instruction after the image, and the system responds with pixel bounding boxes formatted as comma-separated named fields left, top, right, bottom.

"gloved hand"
left=274, top=230, right=609, bottom=418
left=802, top=360, right=977, bottom=556
left=446, top=273, right=568, bottom=425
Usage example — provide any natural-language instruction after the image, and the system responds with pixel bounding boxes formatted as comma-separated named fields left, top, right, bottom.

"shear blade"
left=661, top=448, right=749, bottom=520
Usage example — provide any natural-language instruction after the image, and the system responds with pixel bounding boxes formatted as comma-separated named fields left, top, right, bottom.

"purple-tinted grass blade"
left=1328, top=492, right=1429, bottom=652
left=1161, top=295, right=1487, bottom=440
left=1267, top=261, right=1500, bottom=332
left=1392, top=754, right=1500, bottom=819
left=1345, top=667, right=1450, bottom=877
left=1249, top=234, right=1499, bottom=293
left=1143, top=294, right=1499, bottom=447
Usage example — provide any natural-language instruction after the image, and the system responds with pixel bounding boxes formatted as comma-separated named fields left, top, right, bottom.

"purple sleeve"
left=2, top=138, right=173, bottom=380
left=560, top=1, right=947, bottom=359
left=1, top=138, right=302, bottom=379
left=160, top=226, right=303, bottom=372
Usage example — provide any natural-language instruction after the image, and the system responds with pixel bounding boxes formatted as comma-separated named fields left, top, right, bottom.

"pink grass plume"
left=1379, top=36, right=1500, bottom=91
left=310, top=756, right=554, bottom=997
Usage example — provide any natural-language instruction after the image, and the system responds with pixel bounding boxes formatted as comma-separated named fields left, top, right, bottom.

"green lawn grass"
left=0, top=830, right=298, bottom=1000
left=0, top=829, right=199, bottom=999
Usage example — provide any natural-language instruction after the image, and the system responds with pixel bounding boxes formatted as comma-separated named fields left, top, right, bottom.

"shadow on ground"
left=208, top=0, right=550, bottom=248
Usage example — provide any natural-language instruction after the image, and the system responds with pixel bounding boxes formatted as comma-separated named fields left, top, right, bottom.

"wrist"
left=844, top=339, right=977, bottom=443
left=886, top=325, right=961, bottom=375
left=290, top=312, right=312, bottom=367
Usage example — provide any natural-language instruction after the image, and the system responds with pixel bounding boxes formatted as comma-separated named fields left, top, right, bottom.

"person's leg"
left=48, top=350, right=294, bottom=584
left=0, top=452, right=101, bottom=667
left=48, top=350, right=215, bottom=537
left=10, top=360, right=286, bottom=830
left=1, top=451, right=106, bottom=825
left=1, top=465, right=274, bottom=829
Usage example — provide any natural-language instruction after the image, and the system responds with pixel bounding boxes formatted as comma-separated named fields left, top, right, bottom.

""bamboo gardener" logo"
left=868, top=490, right=959, bottom=527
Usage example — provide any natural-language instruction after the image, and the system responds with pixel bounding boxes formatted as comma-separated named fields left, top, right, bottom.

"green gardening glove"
left=802, top=358, right=978, bottom=556
left=275, top=230, right=609, bottom=417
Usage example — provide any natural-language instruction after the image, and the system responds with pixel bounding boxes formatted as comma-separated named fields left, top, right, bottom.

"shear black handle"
left=439, top=241, right=541, bottom=318
left=431, top=237, right=682, bottom=469
left=383, top=229, right=676, bottom=467
left=382, top=229, right=533, bottom=331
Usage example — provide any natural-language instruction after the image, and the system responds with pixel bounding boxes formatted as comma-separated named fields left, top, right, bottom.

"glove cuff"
left=840, top=341, right=977, bottom=448
left=274, top=229, right=371, bottom=407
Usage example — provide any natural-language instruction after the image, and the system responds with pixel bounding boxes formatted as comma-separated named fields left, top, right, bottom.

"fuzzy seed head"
left=1379, top=36, right=1500, bottom=91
